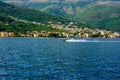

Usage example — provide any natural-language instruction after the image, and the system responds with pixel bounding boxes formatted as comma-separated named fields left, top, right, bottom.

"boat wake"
left=65, top=39, right=87, bottom=42
left=65, top=39, right=98, bottom=42
left=64, top=39, right=120, bottom=43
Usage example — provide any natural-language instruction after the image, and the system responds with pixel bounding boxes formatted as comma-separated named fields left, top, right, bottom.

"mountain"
left=1, top=0, right=120, bottom=32
left=2, top=0, right=120, bottom=32
left=0, top=1, right=70, bottom=24
left=0, top=1, right=89, bottom=37
left=1, top=0, right=93, bottom=18
left=0, top=1, right=71, bottom=37
left=0, top=1, right=119, bottom=38
left=75, top=1, right=120, bottom=32
left=0, top=13, right=70, bottom=37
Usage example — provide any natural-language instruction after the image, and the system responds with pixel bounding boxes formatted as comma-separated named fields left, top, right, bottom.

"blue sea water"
left=0, top=38, right=120, bottom=80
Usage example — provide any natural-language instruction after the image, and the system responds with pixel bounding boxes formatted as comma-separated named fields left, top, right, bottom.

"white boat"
left=64, top=39, right=87, bottom=42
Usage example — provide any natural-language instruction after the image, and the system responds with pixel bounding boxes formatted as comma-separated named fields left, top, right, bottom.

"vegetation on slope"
left=0, top=13, right=68, bottom=37
left=0, top=1, right=119, bottom=38
left=4, top=0, right=119, bottom=32
left=75, top=1, right=120, bottom=32
left=0, top=1, right=69, bottom=24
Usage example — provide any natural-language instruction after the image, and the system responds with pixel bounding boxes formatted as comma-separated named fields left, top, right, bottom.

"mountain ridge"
left=74, top=1, right=120, bottom=32
left=0, top=0, right=120, bottom=32
left=0, top=1, right=119, bottom=38
left=11, top=0, right=119, bottom=32
left=0, top=1, right=71, bottom=25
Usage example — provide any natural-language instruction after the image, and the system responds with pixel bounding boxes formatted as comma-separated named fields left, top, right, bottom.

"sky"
left=1, top=0, right=119, bottom=4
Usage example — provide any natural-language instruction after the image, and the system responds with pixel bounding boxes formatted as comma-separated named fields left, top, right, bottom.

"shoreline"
left=0, top=37, right=120, bottom=39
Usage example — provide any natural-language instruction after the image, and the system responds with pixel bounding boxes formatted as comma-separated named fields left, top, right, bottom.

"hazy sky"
left=1, top=0, right=119, bottom=3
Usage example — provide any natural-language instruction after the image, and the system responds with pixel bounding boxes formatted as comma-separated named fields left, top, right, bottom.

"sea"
left=0, top=38, right=120, bottom=80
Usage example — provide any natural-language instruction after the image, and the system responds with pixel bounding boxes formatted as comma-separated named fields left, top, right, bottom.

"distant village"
left=0, top=27, right=119, bottom=38
left=0, top=16, right=120, bottom=38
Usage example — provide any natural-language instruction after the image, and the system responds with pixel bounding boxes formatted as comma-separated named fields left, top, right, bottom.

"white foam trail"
left=65, top=39, right=120, bottom=43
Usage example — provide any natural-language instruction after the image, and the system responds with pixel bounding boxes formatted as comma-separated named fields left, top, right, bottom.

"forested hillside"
left=0, top=1, right=69, bottom=24
left=2, top=0, right=120, bottom=32
left=0, top=1, right=119, bottom=38
left=0, top=1, right=71, bottom=37
left=75, top=1, right=120, bottom=32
